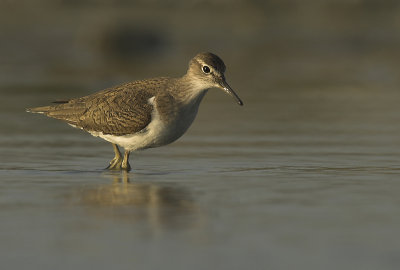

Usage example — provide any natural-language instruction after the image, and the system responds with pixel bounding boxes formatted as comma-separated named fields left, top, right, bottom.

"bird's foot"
left=105, top=156, right=131, bottom=171
left=106, top=156, right=123, bottom=170
left=105, top=145, right=131, bottom=171
left=121, top=150, right=131, bottom=171
left=121, top=160, right=131, bottom=171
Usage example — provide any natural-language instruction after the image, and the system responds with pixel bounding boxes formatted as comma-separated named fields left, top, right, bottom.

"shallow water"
left=2, top=2, right=400, bottom=269
left=1, top=83, right=400, bottom=270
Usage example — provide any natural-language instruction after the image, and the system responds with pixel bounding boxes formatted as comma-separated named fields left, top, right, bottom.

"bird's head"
left=186, top=52, right=243, bottom=106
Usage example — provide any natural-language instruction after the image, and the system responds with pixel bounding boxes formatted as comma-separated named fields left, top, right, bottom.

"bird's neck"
left=171, top=75, right=209, bottom=106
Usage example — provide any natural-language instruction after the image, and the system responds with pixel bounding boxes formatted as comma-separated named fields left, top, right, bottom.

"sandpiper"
left=27, top=52, right=243, bottom=171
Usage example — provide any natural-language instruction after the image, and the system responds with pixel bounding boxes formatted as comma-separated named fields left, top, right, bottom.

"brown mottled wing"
left=28, top=78, right=169, bottom=136
left=77, top=88, right=155, bottom=135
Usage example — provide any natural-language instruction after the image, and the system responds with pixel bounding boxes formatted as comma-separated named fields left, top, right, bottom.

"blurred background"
left=1, top=0, right=399, bottom=139
left=1, top=0, right=399, bottom=91
left=1, top=1, right=400, bottom=270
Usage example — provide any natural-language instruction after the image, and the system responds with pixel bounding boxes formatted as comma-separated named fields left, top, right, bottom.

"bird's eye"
left=202, top=65, right=211, bottom=74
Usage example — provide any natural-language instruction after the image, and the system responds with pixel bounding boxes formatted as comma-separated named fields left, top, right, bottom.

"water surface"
left=1, top=84, right=400, bottom=270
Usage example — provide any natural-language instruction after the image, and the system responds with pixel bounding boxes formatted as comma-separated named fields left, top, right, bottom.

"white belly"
left=87, top=94, right=204, bottom=151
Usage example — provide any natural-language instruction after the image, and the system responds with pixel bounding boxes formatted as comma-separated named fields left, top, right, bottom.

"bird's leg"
left=121, top=150, right=131, bottom=171
left=106, top=143, right=123, bottom=170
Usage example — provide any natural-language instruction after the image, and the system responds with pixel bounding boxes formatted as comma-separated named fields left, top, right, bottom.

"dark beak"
left=218, top=79, right=243, bottom=106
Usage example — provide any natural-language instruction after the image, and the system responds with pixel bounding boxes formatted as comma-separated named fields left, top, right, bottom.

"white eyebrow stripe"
left=195, top=59, right=215, bottom=73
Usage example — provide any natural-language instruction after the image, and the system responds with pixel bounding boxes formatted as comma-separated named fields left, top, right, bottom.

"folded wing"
left=27, top=79, right=168, bottom=136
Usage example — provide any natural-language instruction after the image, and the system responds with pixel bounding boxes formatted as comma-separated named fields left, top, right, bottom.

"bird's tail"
left=26, top=100, right=85, bottom=127
left=26, top=105, right=52, bottom=115
left=26, top=99, right=71, bottom=114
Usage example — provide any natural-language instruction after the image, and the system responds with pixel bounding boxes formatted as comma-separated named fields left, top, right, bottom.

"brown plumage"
left=28, top=78, right=170, bottom=136
left=27, top=52, right=243, bottom=171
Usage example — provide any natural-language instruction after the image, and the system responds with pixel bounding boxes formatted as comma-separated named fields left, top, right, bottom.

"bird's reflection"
left=75, top=171, right=203, bottom=232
